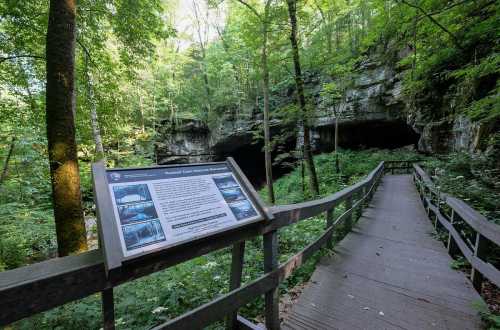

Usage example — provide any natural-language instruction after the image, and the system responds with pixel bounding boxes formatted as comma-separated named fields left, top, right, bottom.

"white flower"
left=152, top=306, right=168, bottom=314
left=202, top=261, right=218, bottom=269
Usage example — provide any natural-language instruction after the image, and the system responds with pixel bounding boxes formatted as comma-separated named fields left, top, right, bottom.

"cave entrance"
left=214, top=136, right=297, bottom=189
left=315, top=119, right=420, bottom=151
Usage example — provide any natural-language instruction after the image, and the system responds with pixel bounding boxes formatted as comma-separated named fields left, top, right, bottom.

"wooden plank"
left=236, top=315, right=264, bottom=330
left=0, top=250, right=107, bottom=326
left=266, top=162, right=384, bottom=231
left=414, top=164, right=500, bottom=246
left=152, top=273, right=277, bottom=330
left=428, top=203, right=500, bottom=288
left=446, top=196, right=500, bottom=246
left=0, top=222, right=262, bottom=326
left=283, top=175, right=483, bottom=330
left=153, top=222, right=337, bottom=330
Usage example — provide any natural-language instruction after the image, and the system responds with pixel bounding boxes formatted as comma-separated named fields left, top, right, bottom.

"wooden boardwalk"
left=283, top=175, right=483, bottom=330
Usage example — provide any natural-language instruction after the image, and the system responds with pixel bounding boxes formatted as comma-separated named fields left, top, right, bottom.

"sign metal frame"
left=92, top=157, right=272, bottom=276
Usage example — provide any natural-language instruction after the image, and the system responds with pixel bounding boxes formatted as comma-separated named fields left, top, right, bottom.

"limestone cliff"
left=155, top=46, right=497, bottom=168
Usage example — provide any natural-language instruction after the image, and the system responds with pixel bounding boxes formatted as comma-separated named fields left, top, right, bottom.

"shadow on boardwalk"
left=283, top=175, right=483, bottom=330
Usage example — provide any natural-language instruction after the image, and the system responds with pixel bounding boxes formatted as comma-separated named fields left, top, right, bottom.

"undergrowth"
left=8, top=148, right=500, bottom=329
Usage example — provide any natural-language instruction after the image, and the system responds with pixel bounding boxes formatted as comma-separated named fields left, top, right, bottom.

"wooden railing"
left=0, top=160, right=416, bottom=330
left=413, top=164, right=500, bottom=292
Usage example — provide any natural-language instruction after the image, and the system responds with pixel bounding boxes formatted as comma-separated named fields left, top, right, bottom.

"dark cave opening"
left=315, top=119, right=420, bottom=152
left=214, top=136, right=297, bottom=189
left=213, top=120, right=420, bottom=188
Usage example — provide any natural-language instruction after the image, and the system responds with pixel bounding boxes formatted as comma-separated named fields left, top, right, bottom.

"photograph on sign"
left=106, top=163, right=262, bottom=258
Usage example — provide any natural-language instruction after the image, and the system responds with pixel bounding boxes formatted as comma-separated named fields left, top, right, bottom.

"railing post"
left=344, top=196, right=353, bottom=233
left=447, top=210, right=459, bottom=257
left=102, top=288, right=115, bottom=330
left=352, top=193, right=358, bottom=221
left=360, top=185, right=368, bottom=214
left=226, top=242, right=245, bottom=330
left=326, top=208, right=334, bottom=249
left=264, top=230, right=280, bottom=330
left=471, top=233, right=488, bottom=292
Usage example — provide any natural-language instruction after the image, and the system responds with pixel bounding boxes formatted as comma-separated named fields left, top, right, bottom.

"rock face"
left=308, top=56, right=419, bottom=151
left=156, top=48, right=492, bottom=171
left=156, top=119, right=212, bottom=165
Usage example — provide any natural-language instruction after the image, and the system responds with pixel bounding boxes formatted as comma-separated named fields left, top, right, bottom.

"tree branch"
left=0, top=55, right=45, bottom=64
left=234, top=0, right=262, bottom=20
left=398, top=0, right=463, bottom=49
left=76, top=39, right=96, bottom=67
left=425, top=0, right=472, bottom=17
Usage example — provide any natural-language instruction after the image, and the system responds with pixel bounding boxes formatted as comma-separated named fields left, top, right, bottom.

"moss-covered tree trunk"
left=46, top=0, right=87, bottom=256
left=286, top=0, right=320, bottom=196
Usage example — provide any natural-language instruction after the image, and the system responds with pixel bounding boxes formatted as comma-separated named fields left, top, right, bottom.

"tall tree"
left=45, top=0, right=87, bottom=256
left=0, top=137, right=15, bottom=186
left=83, top=51, right=105, bottom=161
left=192, top=0, right=212, bottom=116
left=234, top=0, right=275, bottom=204
left=286, top=0, right=320, bottom=196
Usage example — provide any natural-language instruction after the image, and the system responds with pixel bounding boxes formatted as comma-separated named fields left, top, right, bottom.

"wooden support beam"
left=101, top=288, right=115, bottom=330
left=471, top=233, right=488, bottom=292
left=326, top=208, right=334, bottom=249
left=227, top=242, right=246, bottom=330
left=447, top=210, right=460, bottom=257
left=263, top=231, right=280, bottom=330
left=344, top=196, right=353, bottom=233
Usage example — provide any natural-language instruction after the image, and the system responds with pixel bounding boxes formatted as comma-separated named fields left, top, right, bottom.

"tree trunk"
left=0, top=137, right=16, bottom=186
left=85, top=55, right=105, bottom=161
left=46, top=0, right=87, bottom=256
left=262, top=7, right=275, bottom=204
left=234, top=0, right=275, bottom=203
left=334, top=111, right=340, bottom=173
left=286, top=0, right=320, bottom=196
left=192, top=0, right=212, bottom=116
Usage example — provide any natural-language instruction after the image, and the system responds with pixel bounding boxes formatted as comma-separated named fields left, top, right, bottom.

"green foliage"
left=424, top=152, right=500, bottom=224
left=1, top=0, right=499, bottom=327
left=263, top=148, right=425, bottom=203
left=473, top=300, right=500, bottom=330
left=9, top=149, right=423, bottom=329
left=450, top=257, right=470, bottom=271
left=396, top=0, right=499, bottom=123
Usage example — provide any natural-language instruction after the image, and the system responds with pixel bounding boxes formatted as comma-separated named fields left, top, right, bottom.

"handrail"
left=0, top=160, right=407, bottom=329
left=413, top=164, right=500, bottom=291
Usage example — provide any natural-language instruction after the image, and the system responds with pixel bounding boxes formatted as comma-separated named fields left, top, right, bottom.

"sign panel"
left=93, top=159, right=267, bottom=268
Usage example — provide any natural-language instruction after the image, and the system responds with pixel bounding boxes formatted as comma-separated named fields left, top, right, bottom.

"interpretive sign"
left=92, top=158, right=270, bottom=273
